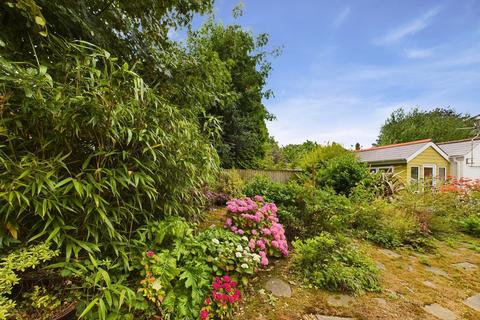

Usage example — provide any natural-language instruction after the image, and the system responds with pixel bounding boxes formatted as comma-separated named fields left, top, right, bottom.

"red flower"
left=200, top=309, right=209, bottom=320
left=146, top=250, right=154, bottom=257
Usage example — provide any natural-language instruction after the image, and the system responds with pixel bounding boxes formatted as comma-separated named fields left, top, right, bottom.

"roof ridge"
left=437, top=137, right=480, bottom=145
left=355, top=139, right=432, bottom=153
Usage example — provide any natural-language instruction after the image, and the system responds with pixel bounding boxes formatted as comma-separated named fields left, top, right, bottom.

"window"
left=410, top=166, right=419, bottom=182
left=439, top=167, right=446, bottom=181
left=370, top=166, right=393, bottom=174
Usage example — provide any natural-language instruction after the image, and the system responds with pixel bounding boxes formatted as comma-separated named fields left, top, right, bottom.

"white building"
left=438, top=138, right=480, bottom=179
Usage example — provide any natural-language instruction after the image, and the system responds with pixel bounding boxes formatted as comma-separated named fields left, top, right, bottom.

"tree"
left=188, top=21, right=275, bottom=168
left=281, top=141, right=318, bottom=169
left=1, top=0, right=214, bottom=83
left=377, top=108, right=474, bottom=145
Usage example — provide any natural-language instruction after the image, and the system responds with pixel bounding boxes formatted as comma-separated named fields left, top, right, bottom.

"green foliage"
left=243, top=176, right=353, bottom=239
left=281, top=141, right=318, bottom=169
left=0, top=243, right=59, bottom=319
left=19, top=286, right=61, bottom=320
left=189, top=20, right=275, bottom=168
left=377, top=107, right=474, bottom=145
left=137, top=218, right=257, bottom=319
left=213, top=170, right=244, bottom=198
left=315, top=154, right=371, bottom=196
left=1, top=0, right=214, bottom=83
left=0, top=40, right=218, bottom=261
left=458, top=215, right=480, bottom=237
left=292, top=232, right=380, bottom=294
left=298, top=143, right=350, bottom=176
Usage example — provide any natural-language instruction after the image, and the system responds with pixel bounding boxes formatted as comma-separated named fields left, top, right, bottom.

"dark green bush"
left=292, top=232, right=380, bottom=294
left=315, top=154, right=371, bottom=195
left=243, top=177, right=353, bottom=239
left=459, top=215, right=480, bottom=237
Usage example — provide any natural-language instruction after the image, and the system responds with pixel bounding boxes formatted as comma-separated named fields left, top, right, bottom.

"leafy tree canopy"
left=377, top=107, right=474, bottom=146
left=188, top=20, right=276, bottom=168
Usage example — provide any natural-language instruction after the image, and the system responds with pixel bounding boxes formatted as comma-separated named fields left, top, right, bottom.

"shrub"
left=459, top=215, right=480, bottom=237
left=292, top=232, right=380, bottom=294
left=0, top=42, right=219, bottom=318
left=137, top=217, right=262, bottom=319
left=200, top=275, right=241, bottom=320
left=0, top=243, right=59, bottom=319
left=225, top=197, right=289, bottom=266
left=243, top=176, right=354, bottom=239
left=315, top=154, right=371, bottom=195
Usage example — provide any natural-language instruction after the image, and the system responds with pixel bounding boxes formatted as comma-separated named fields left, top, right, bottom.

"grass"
left=237, top=235, right=480, bottom=320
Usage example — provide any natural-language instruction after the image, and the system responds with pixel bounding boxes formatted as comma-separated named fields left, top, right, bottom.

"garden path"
left=237, top=235, right=480, bottom=320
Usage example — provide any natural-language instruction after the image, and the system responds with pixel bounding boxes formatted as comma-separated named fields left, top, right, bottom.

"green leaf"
left=79, top=298, right=98, bottom=318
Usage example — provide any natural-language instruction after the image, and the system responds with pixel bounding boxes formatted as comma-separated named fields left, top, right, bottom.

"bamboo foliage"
left=0, top=40, right=219, bottom=269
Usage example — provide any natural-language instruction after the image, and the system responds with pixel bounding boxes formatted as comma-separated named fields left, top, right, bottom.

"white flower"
left=241, top=263, right=249, bottom=269
left=241, top=236, right=248, bottom=242
left=236, top=245, right=243, bottom=252
left=212, top=238, right=220, bottom=245
left=252, top=254, right=261, bottom=262
left=235, top=252, right=242, bottom=258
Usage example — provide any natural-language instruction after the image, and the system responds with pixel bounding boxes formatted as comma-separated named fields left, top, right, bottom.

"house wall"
left=407, top=146, right=450, bottom=184
left=460, top=144, right=480, bottom=179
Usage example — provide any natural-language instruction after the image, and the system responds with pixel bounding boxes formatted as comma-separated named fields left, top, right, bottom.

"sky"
left=198, top=0, right=480, bottom=148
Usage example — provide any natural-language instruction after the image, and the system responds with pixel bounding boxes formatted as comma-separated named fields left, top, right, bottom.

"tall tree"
left=377, top=107, right=474, bottom=145
left=188, top=20, right=275, bottom=168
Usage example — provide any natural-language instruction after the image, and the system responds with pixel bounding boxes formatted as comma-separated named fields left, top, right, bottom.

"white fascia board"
left=406, top=142, right=450, bottom=163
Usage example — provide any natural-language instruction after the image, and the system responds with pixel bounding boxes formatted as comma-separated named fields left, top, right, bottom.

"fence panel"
left=225, top=168, right=302, bottom=184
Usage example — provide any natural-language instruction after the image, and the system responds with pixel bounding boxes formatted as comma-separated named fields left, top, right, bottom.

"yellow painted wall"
left=407, top=146, right=450, bottom=184
left=366, top=146, right=450, bottom=186
left=393, top=164, right=407, bottom=182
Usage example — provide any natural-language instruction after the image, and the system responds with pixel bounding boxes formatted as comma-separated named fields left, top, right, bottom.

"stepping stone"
left=327, top=294, right=354, bottom=307
left=379, top=249, right=401, bottom=259
left=407, top=265, right=414, bottom=272
left=463, top=294, right=480, bottom=311
left=425, top=266, right=449, bottom=277
left=453, top=262, right=478, bottom=270
left=423, top=303, right=457, bottom=320
left=265, top=278, right=292, bottom=298
left=303, top=315, right=354, bottom=320
left=376, top=262, right=386, bottom=270
left=373, top=297, right=387, bottom=306
left=423, top=280, right=437, bottom=288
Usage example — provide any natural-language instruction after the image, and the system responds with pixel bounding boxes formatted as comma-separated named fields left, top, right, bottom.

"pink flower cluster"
left=225, top=196, right=288, bottom=266
left=200, top=275, right=240, bottom=319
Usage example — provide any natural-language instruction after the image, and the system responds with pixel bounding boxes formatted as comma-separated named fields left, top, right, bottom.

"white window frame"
left=438, top=167, right=447, bottom=181
left=410, top=166, right=420, bottom=183
left=423, top=164, right=437, bottom=187
left=370, top=166, right=394, bottom=174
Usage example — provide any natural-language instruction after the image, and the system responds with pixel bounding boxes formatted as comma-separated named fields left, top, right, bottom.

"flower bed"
left=138, top=196, right=288, bottom=319
left=225, top=196, right=289, bottom=267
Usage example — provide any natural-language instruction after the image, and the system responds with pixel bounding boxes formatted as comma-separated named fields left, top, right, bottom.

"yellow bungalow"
left=355, top=139, right=450, bottom=186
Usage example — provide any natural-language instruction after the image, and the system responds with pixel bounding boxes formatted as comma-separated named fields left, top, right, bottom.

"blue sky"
left=201, top=0, right=480, bottom=147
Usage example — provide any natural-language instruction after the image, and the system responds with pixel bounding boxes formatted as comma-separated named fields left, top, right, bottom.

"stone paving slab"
left=424, top=266, right=449, bottom=277
left=379, top=249, right=401, bottom=259
left=303, top=315, right=354, bottom=320
left=422, top=303, right=457, bottom=320
left=264, top=278, right=292, bottom=298
left=327, top=294, right=355, bottom=307
left=463, top=294, right=480, bottom=312
left=453, top=262, right=478, bottom=270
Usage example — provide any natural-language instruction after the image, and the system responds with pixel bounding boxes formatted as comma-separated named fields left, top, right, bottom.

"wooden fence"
left=225, top=168, right=303, bottom=184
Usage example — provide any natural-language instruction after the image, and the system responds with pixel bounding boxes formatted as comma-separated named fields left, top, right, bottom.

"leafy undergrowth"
left=237, top=235, right=480, bottom=320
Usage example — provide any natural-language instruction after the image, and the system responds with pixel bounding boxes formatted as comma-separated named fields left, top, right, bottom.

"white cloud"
left=375, top=6, right=442, bottom=44
left=333, top=6, right=352, bottom=28
left=404, top=48, right=433, bottom=59
left=266, top=45, right=480, bottom=147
